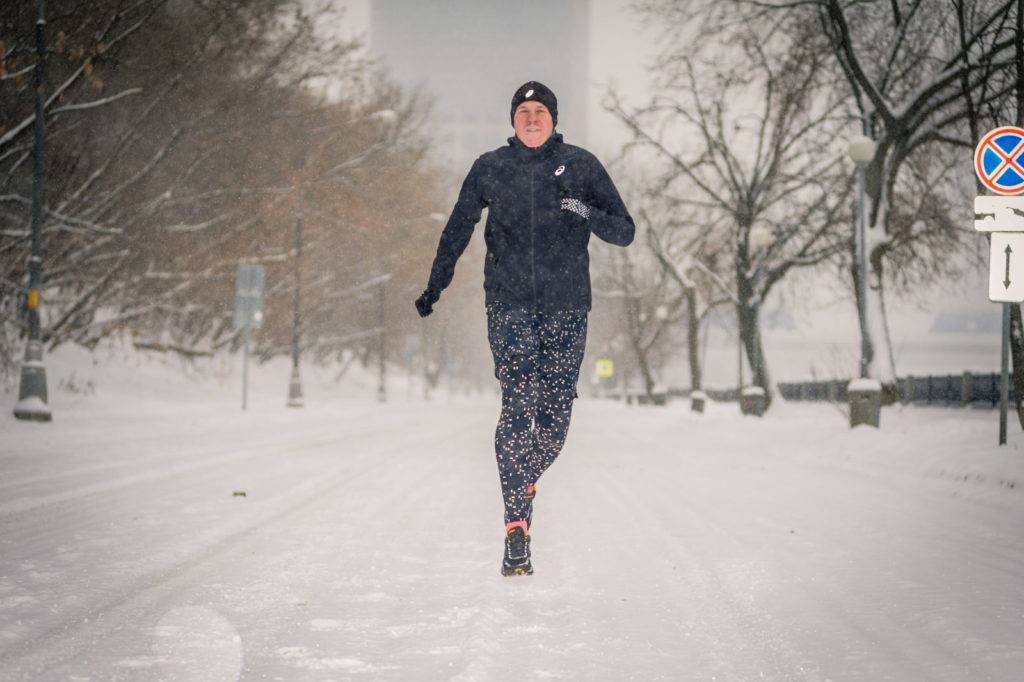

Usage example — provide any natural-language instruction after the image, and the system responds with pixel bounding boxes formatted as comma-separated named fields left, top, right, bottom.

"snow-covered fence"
left=777, top=373, right=1013, bottom=408
left=605, top=387, right=738, bottom=404
left=602, top=373, right=1010, bottom=409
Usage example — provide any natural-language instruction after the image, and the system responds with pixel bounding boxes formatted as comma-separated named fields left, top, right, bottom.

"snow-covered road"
left=2, top=388, right=1023, bottom=681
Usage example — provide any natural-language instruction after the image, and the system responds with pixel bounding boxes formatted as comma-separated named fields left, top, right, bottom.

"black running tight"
left=486, top=304, right=588, bottom=525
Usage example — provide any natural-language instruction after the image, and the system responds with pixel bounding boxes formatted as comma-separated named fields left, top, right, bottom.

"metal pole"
left=857, top=164, right=869, bottom=379
left=14, top=0, right=52, bottom=422
left=737, top=304, right=744, bottom=392
left=378, top=278, right=386, bottom=402
left=292, top=217, right=301, bottom=369
left=242, top=322, right=250, bottom=411
left=287, top=216, right=304, bottom=407
left=1000, top=302, right=1009, bottom=445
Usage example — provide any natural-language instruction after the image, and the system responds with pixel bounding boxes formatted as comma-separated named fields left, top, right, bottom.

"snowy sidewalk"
left=1, top=386, right=1023, bottom=680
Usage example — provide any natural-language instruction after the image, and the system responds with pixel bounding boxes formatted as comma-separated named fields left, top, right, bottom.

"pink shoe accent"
left=526, top=483, right=536, bottom=497
left=505, top=520, right=528, bottom=536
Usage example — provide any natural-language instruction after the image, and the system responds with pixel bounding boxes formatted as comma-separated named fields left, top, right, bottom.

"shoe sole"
left=501, top=562, right=534, bottom=577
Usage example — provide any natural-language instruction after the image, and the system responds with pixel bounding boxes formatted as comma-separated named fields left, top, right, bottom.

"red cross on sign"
left=975, top=126, right=1024, bottom=196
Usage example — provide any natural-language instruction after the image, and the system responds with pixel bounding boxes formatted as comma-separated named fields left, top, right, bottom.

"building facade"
left=370, top=0, right=590, bottom=169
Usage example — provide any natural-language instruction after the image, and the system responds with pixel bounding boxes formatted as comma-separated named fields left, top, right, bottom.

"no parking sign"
left=974, top=127, right=1024, bottom=304
left=974, top=126, right=1024, bottom=195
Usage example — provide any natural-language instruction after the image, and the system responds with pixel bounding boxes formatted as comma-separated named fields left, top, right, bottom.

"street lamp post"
left=847, top=134, right=881, bottom=428
left=287, top=215, right=304, bottom=408
left=847, top=134, right=876, bottom=379
left=14, top=0, right=52, bottom=422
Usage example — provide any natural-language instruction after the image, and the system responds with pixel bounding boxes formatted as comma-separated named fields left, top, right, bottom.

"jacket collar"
left=508, top=132, right=562, bottom=162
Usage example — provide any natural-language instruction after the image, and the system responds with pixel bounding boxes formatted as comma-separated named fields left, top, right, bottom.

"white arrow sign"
left=975, top=196, right=1024, bottom=232
left=989, top=233, right=1024, bottom=302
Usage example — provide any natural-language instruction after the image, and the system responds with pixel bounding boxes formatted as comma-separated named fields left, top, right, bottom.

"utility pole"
left=14, top=0, right=52, bottom=422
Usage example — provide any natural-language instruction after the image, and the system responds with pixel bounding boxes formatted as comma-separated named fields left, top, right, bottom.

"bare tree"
left=1, top=1, right=448, bottom=381
left=593, top=211, right=687, bottom=403
left=691, top=0, right=1019, bottom=393
left=647, top=208, right=737, bottom=395
left=607, top=19, right=850, bottom=407
left=816, top=0, right=1016, bottom=392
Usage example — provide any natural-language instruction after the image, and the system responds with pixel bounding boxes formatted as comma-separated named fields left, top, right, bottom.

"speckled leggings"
left=486, top=304, right=588, bottom=525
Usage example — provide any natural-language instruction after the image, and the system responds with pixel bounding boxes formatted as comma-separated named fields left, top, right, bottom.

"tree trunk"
left=624, top=293, right=656, bottom=403
left=686, top=287, right=703, bottom=391
left=736, top=271, right=772, bottom=406
left=865, top=250, right=897, bottom=385
left=738, top=299, right=772, bottom=406
left=859, top=163, right=898, bottom=386
left=632, top=336, right=658, bottom=403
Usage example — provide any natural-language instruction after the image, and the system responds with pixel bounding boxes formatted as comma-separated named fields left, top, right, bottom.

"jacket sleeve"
left=586, top=157, right=635, bottom=247
left=426, top=158, right=487, bottom=294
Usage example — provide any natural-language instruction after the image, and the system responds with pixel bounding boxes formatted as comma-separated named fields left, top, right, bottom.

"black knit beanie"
left=510, top=81, right=558, bottom=127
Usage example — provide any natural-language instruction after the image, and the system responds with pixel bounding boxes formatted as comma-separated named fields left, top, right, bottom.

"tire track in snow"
left=577, top=440, right=812, bottom=680
left=0, top=425, right=331, bottom=493
left=0, top=421, right=415, bottom=584
left=591, top=409, right=1020, bottom=680
left=0, top=421, right=402, bottom=519
left=0, top=412, right=483, bottom=678
left=233, top=410, right=496, bottom=679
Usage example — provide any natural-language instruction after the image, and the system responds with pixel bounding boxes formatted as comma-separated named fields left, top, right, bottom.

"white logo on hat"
left=525, top=89, right=534, bottom=98
left=554, top=165, right=565, bottom=176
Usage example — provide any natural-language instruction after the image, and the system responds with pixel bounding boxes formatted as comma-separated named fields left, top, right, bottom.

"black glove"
left=560, top=196, right=592, bottom=220
left=415, top=287, right=440, bottom=318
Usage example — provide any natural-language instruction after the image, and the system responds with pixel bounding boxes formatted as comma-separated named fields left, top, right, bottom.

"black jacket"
left=426, top=133, right=634, bottom=312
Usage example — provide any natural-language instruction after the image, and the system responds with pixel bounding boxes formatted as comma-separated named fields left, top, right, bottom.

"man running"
left=415, top=81, right=634, bottom=576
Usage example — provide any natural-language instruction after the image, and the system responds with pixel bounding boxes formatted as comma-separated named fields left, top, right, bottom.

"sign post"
left=234, top=264, right=265, bottom=411
left=974, top=125, right=1024, bottom=445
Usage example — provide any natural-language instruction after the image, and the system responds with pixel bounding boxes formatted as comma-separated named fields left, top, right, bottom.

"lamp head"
left=848, top=135, right=876, bottom=165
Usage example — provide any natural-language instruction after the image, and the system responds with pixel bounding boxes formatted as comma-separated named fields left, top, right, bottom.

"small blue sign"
left=234, top=263, right=265, bottom=330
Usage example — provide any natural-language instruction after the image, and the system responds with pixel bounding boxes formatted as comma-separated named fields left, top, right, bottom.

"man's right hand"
left=414, top=288, right=440, bottom=318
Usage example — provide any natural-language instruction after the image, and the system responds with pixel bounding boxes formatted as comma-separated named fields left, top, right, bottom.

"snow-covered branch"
left=49, top=88, right=143, bottom=114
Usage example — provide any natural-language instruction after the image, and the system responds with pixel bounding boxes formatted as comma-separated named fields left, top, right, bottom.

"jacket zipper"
left=530, top=163, right=537, bottom=312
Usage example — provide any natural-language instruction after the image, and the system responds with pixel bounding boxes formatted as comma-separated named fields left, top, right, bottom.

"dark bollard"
left=740, top=386, right=767, bottom=416
left=848, top=379, right=881, bottom=428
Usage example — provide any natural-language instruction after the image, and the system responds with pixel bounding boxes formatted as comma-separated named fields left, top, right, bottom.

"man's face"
left=513, top=101, right=554, bottom=148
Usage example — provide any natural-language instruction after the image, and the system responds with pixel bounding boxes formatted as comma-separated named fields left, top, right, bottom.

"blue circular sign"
left=975, top=126, right=1024, bottom=195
